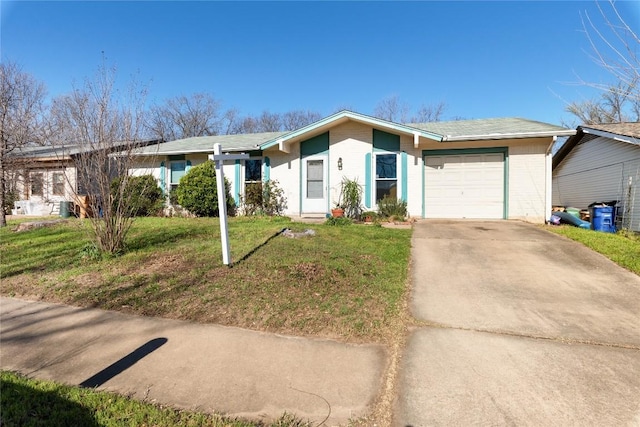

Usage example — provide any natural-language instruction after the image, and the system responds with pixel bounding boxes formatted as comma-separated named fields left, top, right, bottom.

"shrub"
left=174, top=160, right=235, bottom=217
left=110, top=175, right=163, bottom=217
left=325, top=216, right=353, bottom=226
left=378, top=196, right=407, bottom=220
left=240, top=180, right=288, bottom=216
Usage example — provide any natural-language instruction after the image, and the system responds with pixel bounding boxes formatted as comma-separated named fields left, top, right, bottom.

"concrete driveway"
left=395, top=220, right=640, bottom=426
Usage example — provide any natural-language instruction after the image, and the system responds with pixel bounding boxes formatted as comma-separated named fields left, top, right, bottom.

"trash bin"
left=59, top=201, right=72, bottom=218
left=589, top=205, right=616, bottom=233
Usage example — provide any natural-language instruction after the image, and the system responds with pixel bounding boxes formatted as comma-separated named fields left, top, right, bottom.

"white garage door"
left=424, top=153, right=505, bottom=219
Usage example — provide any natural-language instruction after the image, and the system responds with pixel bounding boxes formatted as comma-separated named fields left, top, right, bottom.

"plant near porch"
left=338, top=177, right=363, bottom=220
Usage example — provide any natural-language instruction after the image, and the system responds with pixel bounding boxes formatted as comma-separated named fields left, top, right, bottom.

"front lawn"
left=0, top=216, right=412, bottom=343
left=544, top=225, right=640, bottom=275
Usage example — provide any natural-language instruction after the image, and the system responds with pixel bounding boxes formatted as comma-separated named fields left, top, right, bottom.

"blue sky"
left=2, top=1, right=639, bottom=126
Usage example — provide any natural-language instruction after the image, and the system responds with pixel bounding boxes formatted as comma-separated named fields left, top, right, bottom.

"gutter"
left=129, top=146, right=261, bottom=157
left=442, top=130, right=576, bottom=142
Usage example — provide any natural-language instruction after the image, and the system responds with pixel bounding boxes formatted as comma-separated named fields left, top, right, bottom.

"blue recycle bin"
left=589, top=205, right=616, bottom=233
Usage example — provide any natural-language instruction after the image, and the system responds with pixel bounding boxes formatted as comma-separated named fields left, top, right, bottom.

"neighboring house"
left=6, top=144, right=79, bottom=216
left=6, top=140, right=160, bottom=217
left=553, top=123, right=640, bottom=231
left=131, top=110, right=574, bottom=223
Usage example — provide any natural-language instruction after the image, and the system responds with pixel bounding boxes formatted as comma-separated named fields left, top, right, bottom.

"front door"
left=302, top=156, right=328, bottom=213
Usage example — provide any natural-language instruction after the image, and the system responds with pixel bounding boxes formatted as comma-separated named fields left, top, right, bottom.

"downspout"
left=545, top=136, right=556, bottom=224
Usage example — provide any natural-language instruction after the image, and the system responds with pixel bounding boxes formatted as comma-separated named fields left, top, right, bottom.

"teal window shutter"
left=159, top=161, right=166, bottom=194
left=364, top=152, right=371, bottom=208
left=264, top=157, right=270, bottom=181
left=234, top=160, right=241, bottom=204
left=401, top=152, right=408, bottom=202
left=185, top=160, right=192, bottom=172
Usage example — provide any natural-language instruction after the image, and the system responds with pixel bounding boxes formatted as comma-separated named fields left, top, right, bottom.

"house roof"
left=10, top=139, right=163, bottom=161
left=132, top=132, right=286, bottom=156
left=128, top=112, right=574, bottom=156
left=580, top=122, right=640, bottom=141
left=7, top=144, right=85, bottom=161
left=553, top=122, right=640, bottom=169
left=259, top=110, right=443, bottom=151
left=410, top=117, right=575, bottom=141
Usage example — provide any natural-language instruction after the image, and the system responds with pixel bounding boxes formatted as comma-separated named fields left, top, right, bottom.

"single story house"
left=131, top=110, right=575, bottom=223
left=553, top=123, right=640, bottom=231
left=6, top=144, right=79, bottom=216
left=6, top=140, right=159, bottom=217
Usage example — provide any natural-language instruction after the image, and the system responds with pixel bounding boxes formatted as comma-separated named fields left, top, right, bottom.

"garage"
left=424, top=150, right=505, bottom=219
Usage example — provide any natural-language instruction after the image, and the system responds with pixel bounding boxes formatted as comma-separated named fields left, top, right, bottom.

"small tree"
left=48, top=63, right=149, bottom=254
left=175, top=160, right=235, bottom=217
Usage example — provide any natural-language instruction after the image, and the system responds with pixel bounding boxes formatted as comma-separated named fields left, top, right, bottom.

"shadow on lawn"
left=234, top=228, right=287, bottom=265
left=0, top=374, right=100, bottom=426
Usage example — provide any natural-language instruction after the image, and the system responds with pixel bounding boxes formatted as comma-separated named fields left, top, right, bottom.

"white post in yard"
left=212, top=143, right=249, bottom=266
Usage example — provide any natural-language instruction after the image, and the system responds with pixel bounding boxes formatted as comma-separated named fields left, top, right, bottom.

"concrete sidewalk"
left=0, top=297, right=386, bottom=426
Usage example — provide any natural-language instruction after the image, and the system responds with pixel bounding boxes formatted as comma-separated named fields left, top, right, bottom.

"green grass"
left=0, top=216, right=412, bottom=342
left=0, top=370, right=310, bottom=427
left=544, top=225, right=640, bottom=274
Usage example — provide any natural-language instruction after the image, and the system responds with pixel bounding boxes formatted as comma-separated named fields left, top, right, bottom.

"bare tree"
left=257, top=111, right=282, bottom=132
left=0, top=62, right=47, bottom=227
left=49, top=64, right=149, bottom=254
left=567, top=1, right=640, bottom=124
left=147, top=92, right=224, bottom=141
left=228, top=116, right=260, bottom=134
left=410, top=102, right=447, bottom=123
left=282, top=110, right=322, bottom=130
left=373, top=95, right=410, bottom=123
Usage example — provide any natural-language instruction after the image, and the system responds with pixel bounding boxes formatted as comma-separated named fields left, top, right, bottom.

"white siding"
left=266, top=145, right=301, bottom=216
left=553, top=137, right=640, bottom=231
left=508, top=142, right=548, bottom=223
left=329, top=122, right=372, bottom=210
left=401, top=134, right=423, bottom=218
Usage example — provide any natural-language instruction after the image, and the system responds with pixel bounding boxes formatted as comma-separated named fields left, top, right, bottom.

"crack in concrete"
left=413, top=320, right=640, bottom=351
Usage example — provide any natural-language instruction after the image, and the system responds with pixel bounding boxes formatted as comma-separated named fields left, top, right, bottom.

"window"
left=170, top=161, right=186, bottom=191
left=375, top=154, right=397, bottom=202
left=52, top=172, right=65, bottom=196
left=244, top=159, right=262, bottom=198
left=31, top=173, right=43, bottom=197
left=306, top=160, right=324, bottom=199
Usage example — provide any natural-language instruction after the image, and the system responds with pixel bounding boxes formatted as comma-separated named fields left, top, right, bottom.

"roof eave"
left=444, top=129, right=576, bottom=142
left=260, top=110, right=443, bottom=150
left=582, top=127, right=640, bottom=144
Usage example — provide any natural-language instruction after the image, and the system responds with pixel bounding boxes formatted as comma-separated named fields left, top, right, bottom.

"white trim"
left=443, top=130, right=575, bottom=142
left=582, top=128, right=640, bottom=145
left=545, top=136, right=556, bottom=223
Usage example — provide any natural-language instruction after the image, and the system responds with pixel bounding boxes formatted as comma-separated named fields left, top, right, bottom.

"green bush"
left=324, top=216, right=353, bottom=226
left=110, top=175, right=164, bottom=217
left=175, top=160, right=235, bottom=217
left=240, top=180, right=287, bottom=216
left=377, top=196, right=407, bottom=220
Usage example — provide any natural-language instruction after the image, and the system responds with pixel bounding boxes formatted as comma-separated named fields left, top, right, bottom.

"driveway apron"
left=396, top=220, right=640, bottom=426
